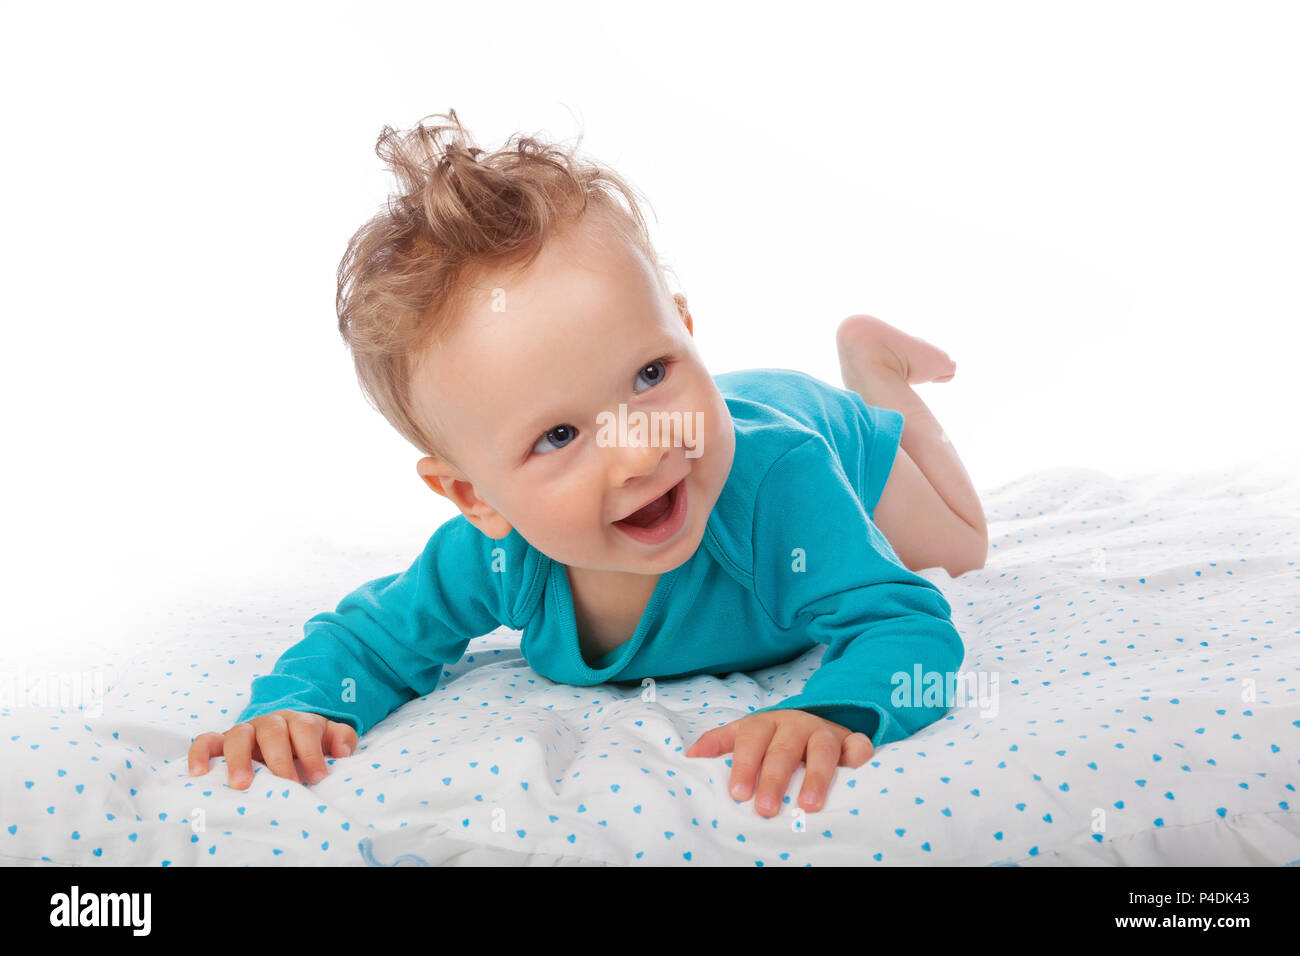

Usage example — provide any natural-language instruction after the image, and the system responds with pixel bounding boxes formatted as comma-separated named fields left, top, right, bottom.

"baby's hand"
left=685, top=709, right=873, bottom=818
left=187, top=711, right=358, bottom=790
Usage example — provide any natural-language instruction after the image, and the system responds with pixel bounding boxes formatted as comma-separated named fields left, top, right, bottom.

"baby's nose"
left=610, top=437, right=668, bottom=482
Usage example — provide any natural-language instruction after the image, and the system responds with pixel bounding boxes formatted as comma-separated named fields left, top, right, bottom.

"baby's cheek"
left=548, top=499, right=600, bottom=542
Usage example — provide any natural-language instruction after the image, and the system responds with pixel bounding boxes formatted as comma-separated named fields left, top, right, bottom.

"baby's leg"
left=836, top=315, right=988, bottom=577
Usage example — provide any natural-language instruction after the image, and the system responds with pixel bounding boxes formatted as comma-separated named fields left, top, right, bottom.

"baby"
left=188, top=110, right=989, bottom=819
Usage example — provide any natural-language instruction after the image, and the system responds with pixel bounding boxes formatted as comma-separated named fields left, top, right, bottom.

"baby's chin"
left=631, top=523, right=706, bottom=573
left=628, top=502, right=714, bottom=572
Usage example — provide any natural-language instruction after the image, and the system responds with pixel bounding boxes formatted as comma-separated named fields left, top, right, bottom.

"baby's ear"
left=419, top=471, right=451, bottom=499
left=673, top=292, right=693, bottom=336
left=417, top=457, right=456, bottom=501
left=416, top=458, right=514, bottom=539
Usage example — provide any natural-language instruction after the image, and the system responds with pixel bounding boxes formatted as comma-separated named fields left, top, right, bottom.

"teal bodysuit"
left=237, top=368, right=964, bottom=748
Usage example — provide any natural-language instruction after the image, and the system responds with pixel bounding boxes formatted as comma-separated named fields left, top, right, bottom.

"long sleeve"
left=745, top=434, right=965, bottom=748
left=235, top=516, right=516, bottom=738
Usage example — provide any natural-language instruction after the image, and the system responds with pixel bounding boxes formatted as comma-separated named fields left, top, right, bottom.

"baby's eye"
left=633, top=359, right=669, bottom=393
left=532, top=424, right=578, bottom=455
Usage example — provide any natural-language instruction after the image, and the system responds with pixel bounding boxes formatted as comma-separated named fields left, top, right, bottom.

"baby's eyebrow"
left=514, top=399, right=576, bottom=443
left=512, top=377, right=604, bottom=440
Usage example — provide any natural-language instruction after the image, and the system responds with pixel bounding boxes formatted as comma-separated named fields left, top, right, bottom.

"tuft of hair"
left=336, top=108, right=685, bottom=466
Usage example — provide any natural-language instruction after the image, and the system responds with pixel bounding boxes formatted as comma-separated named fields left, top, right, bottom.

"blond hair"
left=336, top=109, right=685, bottom=467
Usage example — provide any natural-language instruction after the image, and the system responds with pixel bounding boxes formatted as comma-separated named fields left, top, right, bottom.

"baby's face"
left=412, top=215, right=735, bottom=576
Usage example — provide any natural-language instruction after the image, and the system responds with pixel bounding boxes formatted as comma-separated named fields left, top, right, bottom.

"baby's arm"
left=689, top=433, right=964, bottom=817
left=747, top=435, right=964, bottom=746
left=188, top=518, right=512, bottom=788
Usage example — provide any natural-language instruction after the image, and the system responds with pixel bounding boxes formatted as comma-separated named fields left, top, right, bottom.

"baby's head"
left=336, top=110, right=735, bottom=576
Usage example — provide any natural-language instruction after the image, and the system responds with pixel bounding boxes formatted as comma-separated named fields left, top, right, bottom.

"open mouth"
left=617, top=482, right=677, bottom=527
left=613, top=478, right=688, bottom=545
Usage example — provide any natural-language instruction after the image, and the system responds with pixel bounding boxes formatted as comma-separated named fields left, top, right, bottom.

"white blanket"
left=3, top=462, right=1298, bottom=866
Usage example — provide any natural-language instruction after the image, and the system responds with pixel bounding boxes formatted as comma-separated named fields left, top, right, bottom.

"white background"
left=2, top=1, right=1296, bottom=660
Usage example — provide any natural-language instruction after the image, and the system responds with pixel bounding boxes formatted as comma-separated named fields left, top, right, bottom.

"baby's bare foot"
left=836, top=314, right=957, bottom=389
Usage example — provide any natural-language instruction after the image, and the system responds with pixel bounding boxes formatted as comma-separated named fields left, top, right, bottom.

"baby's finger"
left=323, top=720, right=358, bottom=758
left=686, top=724, right=734, bottom=759
left=224, top=723, right=257, bottom=790
left=188, top=732, right=225, bottom=776
left=252, top=714, right=300, bottom=784
left=752, top=724, right=804, bottom=818
left=288, top=717, right=330, bottom=785
left=798, top=728, right=841, bottom=812
left=839, top=732, right=874, bottom=768
left=728, top=719, right=774, bottom=803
